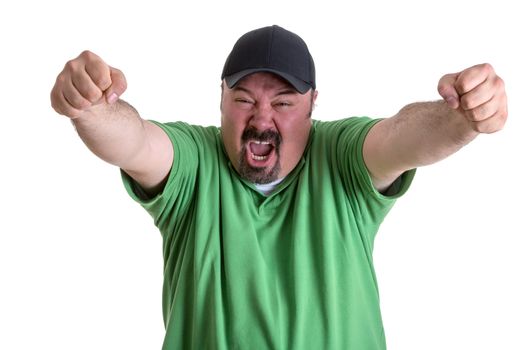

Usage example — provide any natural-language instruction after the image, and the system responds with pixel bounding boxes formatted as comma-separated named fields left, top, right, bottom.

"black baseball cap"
left=221, top=25, right=316, bottom=94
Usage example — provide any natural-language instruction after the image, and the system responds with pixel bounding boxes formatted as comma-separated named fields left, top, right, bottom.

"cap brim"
left=224, top=68, right=312, bottom=94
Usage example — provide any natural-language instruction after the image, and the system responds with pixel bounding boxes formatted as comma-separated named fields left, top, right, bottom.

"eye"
left=235, top=98, right=254, bottom=104
left=274, top=101, right=292, bottom=108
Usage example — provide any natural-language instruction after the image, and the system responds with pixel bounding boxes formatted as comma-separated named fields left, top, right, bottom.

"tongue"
left=250, top=142, right=273, bottom=156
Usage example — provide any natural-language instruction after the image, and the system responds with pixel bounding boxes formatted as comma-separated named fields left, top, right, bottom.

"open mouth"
left=248, top=140, right=275, bottom=161
left=240, top=128, right=282, bottom=172
left=238, top=129, right=282, bottom=183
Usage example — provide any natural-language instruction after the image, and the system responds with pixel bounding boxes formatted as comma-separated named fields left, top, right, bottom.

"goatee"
left=238, top=127, right=282, bottom=184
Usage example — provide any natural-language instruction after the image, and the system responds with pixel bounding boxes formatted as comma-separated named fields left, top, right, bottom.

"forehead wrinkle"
left=232, top=85, right=253, bottom=95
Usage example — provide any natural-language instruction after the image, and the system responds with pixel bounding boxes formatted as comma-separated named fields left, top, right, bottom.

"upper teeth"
left=253, top=141, right=270, bottom=145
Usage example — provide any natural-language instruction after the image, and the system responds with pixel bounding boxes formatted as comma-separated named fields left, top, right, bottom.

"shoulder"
left=149, top=121, right=220, bottom=146
left=154, top=121, right=219, bottom=136
left=311, top=117, right=380, bottom=144
left=313, top=117, right=377, bottom=132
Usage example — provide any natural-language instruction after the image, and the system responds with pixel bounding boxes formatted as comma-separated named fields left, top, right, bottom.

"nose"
left=249, top=102, right=275, bottom=131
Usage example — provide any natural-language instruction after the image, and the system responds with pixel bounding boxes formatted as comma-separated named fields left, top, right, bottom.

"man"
left=51, top=25, right=507, bottom=349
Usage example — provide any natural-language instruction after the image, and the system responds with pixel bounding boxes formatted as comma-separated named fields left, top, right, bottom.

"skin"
left=50, top=52, right=507, bottom=195
left=220, top=73, right=318, bottom=183
left=50, top=51, right=173, bottom=195
left=364, top=63, right=508, bottom=191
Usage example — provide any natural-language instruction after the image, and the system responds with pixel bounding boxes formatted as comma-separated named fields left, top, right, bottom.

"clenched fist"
left=438, top=63, right=508, bottom=134
left=51, top=51, right=127, bottom=119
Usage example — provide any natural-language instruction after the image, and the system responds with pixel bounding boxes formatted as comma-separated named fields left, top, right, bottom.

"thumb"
left=437, top=72, right=460, bottom=109
left=105, top=67, right=128, bottom=104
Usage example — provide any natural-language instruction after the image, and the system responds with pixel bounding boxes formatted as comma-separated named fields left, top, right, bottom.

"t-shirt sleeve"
left=339, top=117, right=415, bottom=201
left=324, top=117, right=416, bottom=237
left=120, top=121, right=199, bottom=235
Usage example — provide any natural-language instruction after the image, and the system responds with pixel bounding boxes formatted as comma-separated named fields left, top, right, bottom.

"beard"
left=238, top=127, right=282, bottom=184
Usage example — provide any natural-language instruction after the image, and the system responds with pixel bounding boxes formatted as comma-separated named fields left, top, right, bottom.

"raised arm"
left=51, top=51, right=173, bottom=195
left=363, top=63, right=508, bottom=192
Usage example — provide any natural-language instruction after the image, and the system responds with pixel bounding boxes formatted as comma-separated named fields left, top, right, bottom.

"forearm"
left=364, top=63, right=506, bottom=191
left=387, top=100, right=479, bottom=169
left=364, top=99, right=479, bottom=190
left=72, top=99, right=148, bottom=169
left=52, top=51, right=174, bottom=193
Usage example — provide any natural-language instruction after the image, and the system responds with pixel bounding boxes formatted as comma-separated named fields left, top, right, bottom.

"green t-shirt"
left=122, top=117, right=416, bottom=350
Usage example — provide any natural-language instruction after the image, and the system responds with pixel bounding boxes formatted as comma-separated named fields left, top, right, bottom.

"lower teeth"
left=252, top=155, right=267, bottom=161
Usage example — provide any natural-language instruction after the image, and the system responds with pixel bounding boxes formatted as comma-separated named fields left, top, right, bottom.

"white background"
left=1, top=0, right=523, bottom=349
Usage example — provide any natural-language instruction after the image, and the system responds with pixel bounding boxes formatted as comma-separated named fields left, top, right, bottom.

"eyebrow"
left=275, top=89, right=298, bottom=96
left=232, top=86, right=251, bottom=94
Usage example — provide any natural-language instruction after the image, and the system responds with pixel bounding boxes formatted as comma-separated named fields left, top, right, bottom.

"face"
left=221, top=72, right=318, bottom=184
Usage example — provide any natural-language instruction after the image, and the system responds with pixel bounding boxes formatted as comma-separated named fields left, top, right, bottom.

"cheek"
left=278, top=119, right=311, bottom=152
left=224, top=115, right=246, bottom=138
left=278, top=112, right=311, bottom=135
left=221, top=112, right=249, bottom=156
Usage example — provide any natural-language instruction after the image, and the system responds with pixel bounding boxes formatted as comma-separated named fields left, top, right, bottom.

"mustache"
left=241, top=127, right=282, bottom=147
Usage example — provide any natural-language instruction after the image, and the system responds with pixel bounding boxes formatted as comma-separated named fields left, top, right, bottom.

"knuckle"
left=471, top=122, right=485, bottom=133
left=471, top=112, right=507, bottom=134
left=65, top=58, right=84, bottom=75
left=466, top=108, right=480, bottom=121
left=54, top=73, right=67, bottom=88
left=487, top=122, right=504, bottom=134
left=494, top=76, right=505, bottom=91
left=480, top=62, right=494, bottom=74
left=50, top=87, right=59, bottom=105
left=94, top=75, right=111, bottom=90
left=80, top=50, right=95, bottom=60
left=112, top=68, right=127, bottom=90
left=460, top=96, right=476, bottom=110
left=81, top=51, right=111, bottom=89
left=454, top=80, right=468, bottom=95
left=64, top=59, right=76, bottom=71
left=472, top=106, right=488, bottom=121
left=120, top=75, right=128, bottom=90
left=91, top=66, right=112, bottom=89
left=115, top=79, right=127, bottom=93
left=50, top=89, right=65, bottom=112
left=85, top=88, right=103, bottom=103
left=70, top=95, right=90, bottom=110
left=50, top=97, right=62, bottom=115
